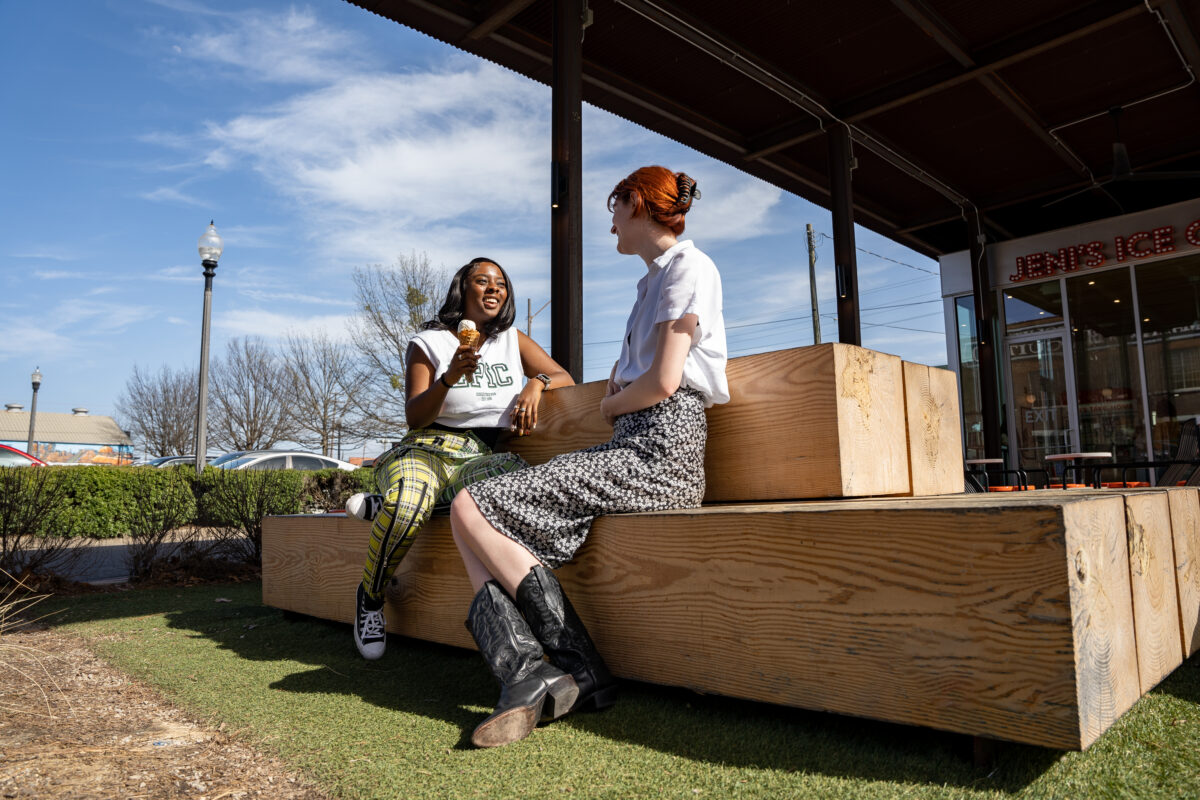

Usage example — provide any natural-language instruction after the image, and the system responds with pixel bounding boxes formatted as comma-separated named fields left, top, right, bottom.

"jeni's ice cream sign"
left=984, top=197, right=1200, bottom=287
left=1009, top=218, right=1200, bottom=282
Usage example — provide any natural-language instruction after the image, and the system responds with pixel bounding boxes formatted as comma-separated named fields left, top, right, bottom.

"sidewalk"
left=56, top=529, right=214, bottom=585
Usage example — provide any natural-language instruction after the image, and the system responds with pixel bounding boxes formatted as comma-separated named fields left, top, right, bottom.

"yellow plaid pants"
left=361, top=428, right=525, bottom=600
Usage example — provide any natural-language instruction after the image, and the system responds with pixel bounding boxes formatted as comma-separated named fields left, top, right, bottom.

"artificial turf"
left=45, top=582, right=1200, bottom=800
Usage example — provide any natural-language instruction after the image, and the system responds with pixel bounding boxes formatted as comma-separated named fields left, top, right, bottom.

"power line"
left=813, top=231, right=939, bottom=276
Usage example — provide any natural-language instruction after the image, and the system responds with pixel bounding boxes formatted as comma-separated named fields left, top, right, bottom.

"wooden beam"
left=262, top=491, right=1141, bottom=750
left=462, top=0, right=536, bottom=41
left=504, top=344, right=914, bottom=501
left=551, top=0, right=584, bottom=382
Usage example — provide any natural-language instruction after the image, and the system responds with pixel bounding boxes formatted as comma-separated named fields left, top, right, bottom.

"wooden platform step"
left=262, top=489, right=1200, bottom=750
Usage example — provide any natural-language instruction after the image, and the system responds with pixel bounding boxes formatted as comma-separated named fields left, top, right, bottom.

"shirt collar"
left=649, top=239, right=693, bottom=274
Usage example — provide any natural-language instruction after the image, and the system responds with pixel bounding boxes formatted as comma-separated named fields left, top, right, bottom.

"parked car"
left=0, top=443, right=46, bottom=467
left=138, top=455, right=216, bottom=468
left=209, top=450, right=251, bottom=468
left=215, top=450, right=358, bottom=471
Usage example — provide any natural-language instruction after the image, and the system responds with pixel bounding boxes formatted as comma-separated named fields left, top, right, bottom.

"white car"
left=216, top=451, right=358, bottom=471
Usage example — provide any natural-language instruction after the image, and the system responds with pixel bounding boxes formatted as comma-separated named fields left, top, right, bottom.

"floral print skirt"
left=467, top=388, right=707, bottom=568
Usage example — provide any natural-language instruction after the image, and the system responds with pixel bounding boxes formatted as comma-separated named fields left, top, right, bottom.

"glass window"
left=1135, top=254, right=1200, bottom=460
left=1009, top=335, right=1070, bottom=469
left=290, top=455, right=326, bottom=471
left=1004, top=281, right=1064, bottom=334
left=0, top=449, right=33, bottom=466
left=247, top=456, right=288, bottom=470
left=1066, top=268, right=1146, bottom=462
left=955, top=296, right=985, bottom=459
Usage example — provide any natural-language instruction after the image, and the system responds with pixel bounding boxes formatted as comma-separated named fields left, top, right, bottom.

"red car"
left=0, top=443, right=46, bottom=466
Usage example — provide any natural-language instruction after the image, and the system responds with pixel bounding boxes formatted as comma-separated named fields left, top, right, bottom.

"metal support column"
left=551, top=0, right=584, bottom=382
left=968, top=209, right=1002, bottom=460
left=827, top=124, right=861, bottom=345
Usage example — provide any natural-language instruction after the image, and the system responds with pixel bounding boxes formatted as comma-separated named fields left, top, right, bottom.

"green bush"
left=301, top=468, right=376, bottom=512
left=196, top=468, right=307, bottom=562
left=50, top=466, right=199, bottom=540
left=29, top=464, right=373, bottom=543
left=194, top=467, right=305, bottom=526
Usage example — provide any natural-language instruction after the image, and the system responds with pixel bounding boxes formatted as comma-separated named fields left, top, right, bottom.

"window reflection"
left=1135, top=254, right=1200, bottom=460
left=1004, top=281, right=1063, bottom=334
left=955, top=296, right=984, bottom=459
left=1066, top=269, right=1145, bottom=462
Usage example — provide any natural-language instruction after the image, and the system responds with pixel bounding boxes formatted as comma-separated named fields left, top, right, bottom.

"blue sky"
left=0, top=0, right=947, bottom=451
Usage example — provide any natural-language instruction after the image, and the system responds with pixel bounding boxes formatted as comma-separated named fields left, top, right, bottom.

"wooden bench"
left=262, top=343, right=1199, bottom=751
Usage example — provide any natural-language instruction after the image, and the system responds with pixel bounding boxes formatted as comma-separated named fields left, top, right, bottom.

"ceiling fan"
left=1043, top=106, right=1200, bottom=209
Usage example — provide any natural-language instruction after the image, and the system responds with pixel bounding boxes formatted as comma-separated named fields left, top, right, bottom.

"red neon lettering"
left=1151, top=225, right=1175, bottom=255
left=1186, top=218, right=1200, bottom=247
left=1083, top=241, right=1106, bottom=267
left=1114, top=235, right=1129, bottom=262
left=1126, top=230, right=1154, bottom=259
left=1010, top=255, right=1029, bottom=282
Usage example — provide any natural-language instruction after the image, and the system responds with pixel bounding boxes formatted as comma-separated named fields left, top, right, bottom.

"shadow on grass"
left=48, top=581, right=1062, bottom=792
left=1153, top=651, right=1200, bottom=704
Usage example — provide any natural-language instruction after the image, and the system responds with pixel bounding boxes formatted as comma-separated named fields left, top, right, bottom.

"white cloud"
left=141, top=186, right=206, bottom=206
left=170, top=6, right=366, bottom=85
left=215, top=308, right=353, bottom=341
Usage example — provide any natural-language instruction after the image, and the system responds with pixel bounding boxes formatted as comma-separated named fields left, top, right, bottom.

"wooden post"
left=827, top=124, right=860, bottom=346
left=551, top=0, right=584, bottom=382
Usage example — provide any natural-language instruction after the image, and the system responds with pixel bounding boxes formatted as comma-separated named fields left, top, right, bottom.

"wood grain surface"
left=1122, top=492, right=1185, bottom=693
left=1165, top=487, right=1200, bottom=657
left=505, top=343, right=912, bottom=501
left=263, top=491, right=1138, bottom=750
left=902, top=362, right=964, bottom=496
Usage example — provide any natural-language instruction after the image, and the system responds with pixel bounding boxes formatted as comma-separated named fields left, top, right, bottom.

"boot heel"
left=578, top=682, right=619, bottom=711
left=541, top=674, right=580, bottom=720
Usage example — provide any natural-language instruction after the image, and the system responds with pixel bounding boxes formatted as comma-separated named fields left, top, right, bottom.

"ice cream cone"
left=457, top=319, right=481, bottom=349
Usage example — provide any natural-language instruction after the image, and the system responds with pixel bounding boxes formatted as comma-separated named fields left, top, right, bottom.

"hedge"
left=13, top=465, right=376, bottom=539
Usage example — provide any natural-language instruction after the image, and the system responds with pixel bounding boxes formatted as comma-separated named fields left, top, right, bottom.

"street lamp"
left=194, top=221, right=223, bottom=476
left=26, top=367, right=42, bottom=456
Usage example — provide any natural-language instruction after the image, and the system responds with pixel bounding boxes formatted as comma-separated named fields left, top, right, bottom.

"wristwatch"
left=533, top=373, right=551, bottom=389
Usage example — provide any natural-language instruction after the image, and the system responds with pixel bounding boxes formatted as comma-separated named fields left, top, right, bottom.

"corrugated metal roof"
left=0, top=411, right=132, bottom=446
left=347, top=0, right=1200, bottom=255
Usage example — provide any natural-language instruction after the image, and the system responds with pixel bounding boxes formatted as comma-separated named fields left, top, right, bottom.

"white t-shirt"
left=410, top=326, right=523, bottom=429
left=614, top=239, right=730, bottom=407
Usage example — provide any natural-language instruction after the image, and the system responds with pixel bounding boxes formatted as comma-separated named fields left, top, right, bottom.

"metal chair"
left=1100, top=418, right=1199, bottom=488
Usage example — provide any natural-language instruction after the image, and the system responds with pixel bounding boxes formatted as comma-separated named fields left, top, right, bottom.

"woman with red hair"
left=448, top=166, right=729, bottom=747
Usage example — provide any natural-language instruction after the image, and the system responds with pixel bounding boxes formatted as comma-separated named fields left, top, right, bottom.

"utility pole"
left=806, top=224, right=821, bottom=344
left=527, top=298, right=550, bottom=337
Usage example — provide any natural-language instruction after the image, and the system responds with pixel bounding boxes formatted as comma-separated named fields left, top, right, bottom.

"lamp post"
left=26, top=367, right=42, bottom=456
left=194, top=222, right=223, bottom=476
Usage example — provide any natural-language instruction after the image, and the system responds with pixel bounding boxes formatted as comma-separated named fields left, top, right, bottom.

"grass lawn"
left=44, top=582, right=1200, bottom=800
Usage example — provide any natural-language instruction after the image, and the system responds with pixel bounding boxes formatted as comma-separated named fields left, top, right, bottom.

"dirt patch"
left=0, top=624, right=334, bottom=800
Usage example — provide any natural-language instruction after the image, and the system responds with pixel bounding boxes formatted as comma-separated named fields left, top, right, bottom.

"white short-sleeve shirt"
left=410, top=327, right=523, bottom=429
left=613, top=239, right=730, bottom=407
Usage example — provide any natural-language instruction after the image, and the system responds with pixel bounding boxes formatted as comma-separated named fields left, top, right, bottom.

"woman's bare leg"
left=450, top=489, right=542, bottom=595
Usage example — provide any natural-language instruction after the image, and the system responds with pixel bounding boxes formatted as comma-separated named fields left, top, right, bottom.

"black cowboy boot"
left=466, top=581, right=579, bottom=748
left=515, top=565, right=619, bottom=712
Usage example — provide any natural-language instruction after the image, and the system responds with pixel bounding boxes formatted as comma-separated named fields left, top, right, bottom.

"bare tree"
left=115, top=364, right=197, bottom=457
left=281, top=330, right=360, bottom=456
left=208, top=337, right=296, bottom=452
left=348, top=252, right=446, bottom=434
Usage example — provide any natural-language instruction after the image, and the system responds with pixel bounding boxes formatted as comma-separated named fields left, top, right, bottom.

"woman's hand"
left=510, top=382, right=545, bottom=436
left=442, top=343, right=481, bottom=386
left=600, top=393, right=619, bottom=427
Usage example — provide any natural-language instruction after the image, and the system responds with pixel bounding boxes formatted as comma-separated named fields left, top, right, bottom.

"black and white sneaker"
left=346, top=493, right=384, bottom=523
left=354, top=584, right=387, bottom=660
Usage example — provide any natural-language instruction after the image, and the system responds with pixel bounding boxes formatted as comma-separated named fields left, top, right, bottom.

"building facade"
left=940, top=197, right=1200, bottom=474
left=0, top=407, right=134, bottom=465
